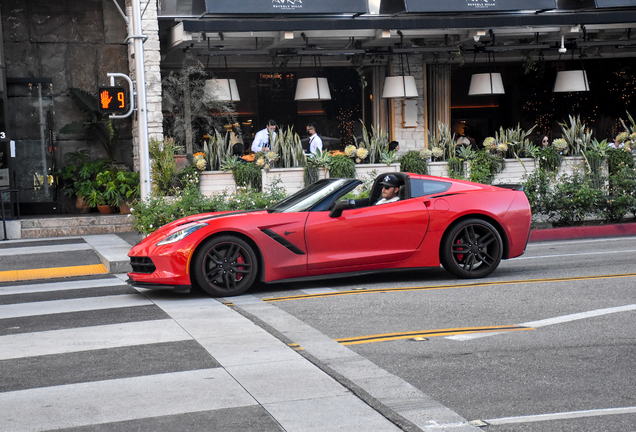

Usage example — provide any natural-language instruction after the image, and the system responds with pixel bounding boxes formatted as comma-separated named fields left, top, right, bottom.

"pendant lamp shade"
left=553, top=70, right=589, bottom=92
left=468, top=73, right=505, bottom=95
left=204, top=79, right=240, bottom=102
left=294, top=77, right=331, bottom=101
left=382, top=75, right=418, bottom=99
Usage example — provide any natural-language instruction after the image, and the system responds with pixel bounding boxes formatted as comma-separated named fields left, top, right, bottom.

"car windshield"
left=268, top=179, right=355, bottom=213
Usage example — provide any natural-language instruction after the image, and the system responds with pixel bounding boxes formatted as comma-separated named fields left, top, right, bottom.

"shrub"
left=544, top=171, right=603, bottom=226
left=522, top=168, right=554, bottom=216
left=399, top=150, right=428, bottom=175
left=329, top=154, right=356, bottom=178
left=131, top=181, right=287, bottom=235
left=468, top=150, right=504, bottom=185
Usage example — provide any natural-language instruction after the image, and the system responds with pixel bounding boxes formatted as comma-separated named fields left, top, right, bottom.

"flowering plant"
left=344, top=145, right=369, bottom=163
left=483, top=137, right=497, bottom=151
left=255, top=151, right=279, bottom=171
left=552, top=138, right=569, bottom=154
left=193, top=152, right=206, bottom=170
left=431, top=146, right=444, bottom=159
left=419, top=149, right=433, bottom=160
left=497, top=143, right=509, bottom=153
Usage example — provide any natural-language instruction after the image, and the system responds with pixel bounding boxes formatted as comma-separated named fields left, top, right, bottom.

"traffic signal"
left=98, top=87, right=129, bottom=114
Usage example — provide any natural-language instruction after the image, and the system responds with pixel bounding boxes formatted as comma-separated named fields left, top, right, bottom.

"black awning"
left=404, top=0, right=557, bottom=13
left=204, top=0, right=368, bottom=14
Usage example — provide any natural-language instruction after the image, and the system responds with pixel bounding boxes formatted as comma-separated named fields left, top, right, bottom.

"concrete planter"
left=493, top=158, right=536, bottom=185
left=262, top=167, right=306, bottom=195
left=427, top=161, right=449, bottom=178
left=353, top=163, right=401, bottom=179
left=199, top=171, right=236, bottom=197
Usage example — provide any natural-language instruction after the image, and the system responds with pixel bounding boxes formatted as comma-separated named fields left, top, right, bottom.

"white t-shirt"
left=252, top=128, right=276, bottom=153
left=375, top=196, right=399, bottom=206
left=309, top=134, right=323, bottom=154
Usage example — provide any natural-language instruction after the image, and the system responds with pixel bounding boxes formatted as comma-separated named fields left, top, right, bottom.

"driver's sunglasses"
left=383, top=185, right=393, bottom=189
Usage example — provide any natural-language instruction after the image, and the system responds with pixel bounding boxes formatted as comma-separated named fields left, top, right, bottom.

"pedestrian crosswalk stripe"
left=0, top=294, right=153, bottom=319
left=0, top=264, right=109, bottom=282
left=0, top=319, right=191, bottom=361
left=0, top=243, right=93, bottom=256
left=0, top=277, right=125, bottom=296
left=0, top=369, right=257, bottom=432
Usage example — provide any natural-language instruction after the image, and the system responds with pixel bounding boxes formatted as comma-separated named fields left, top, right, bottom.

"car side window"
left=410, top=179, right=451, bottom=197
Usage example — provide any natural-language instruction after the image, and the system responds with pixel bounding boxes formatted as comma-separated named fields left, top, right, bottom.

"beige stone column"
left=125, top=0, right=164, bottom=171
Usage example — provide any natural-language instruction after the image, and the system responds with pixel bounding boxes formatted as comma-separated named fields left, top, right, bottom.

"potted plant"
left=115, top=170, right=141, bottom=213
left=56, top=150, right=109, bottom=213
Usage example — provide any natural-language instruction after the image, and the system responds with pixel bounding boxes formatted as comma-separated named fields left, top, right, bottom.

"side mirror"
left=329, top=199, right=355, bottom=218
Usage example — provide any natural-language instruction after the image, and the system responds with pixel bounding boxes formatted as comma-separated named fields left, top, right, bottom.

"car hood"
left=145, top=209, right=268, bottom=242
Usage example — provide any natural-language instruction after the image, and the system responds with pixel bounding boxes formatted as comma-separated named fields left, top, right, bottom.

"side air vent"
left=130, top=257, right=156, bottom=274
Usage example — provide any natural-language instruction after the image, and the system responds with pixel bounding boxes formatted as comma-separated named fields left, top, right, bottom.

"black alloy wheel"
left=192, top=235, right=258, bottom=296
left=440, top=218, right=503, bottom=279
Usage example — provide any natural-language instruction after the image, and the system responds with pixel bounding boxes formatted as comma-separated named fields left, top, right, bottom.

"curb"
left=529, top=222, right=636, bottom=242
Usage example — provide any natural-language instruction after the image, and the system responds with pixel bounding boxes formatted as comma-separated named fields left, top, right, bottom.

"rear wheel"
left=440, top=219, right=503, bottom=279
left=192, top=235, right=258, bottom=296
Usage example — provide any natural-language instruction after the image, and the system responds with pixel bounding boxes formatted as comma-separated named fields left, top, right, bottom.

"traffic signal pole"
left=129, top=0, right=151, bottom=200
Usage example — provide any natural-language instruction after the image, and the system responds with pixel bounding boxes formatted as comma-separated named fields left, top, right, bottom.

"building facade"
left=2, top=0, right=636, bottom=215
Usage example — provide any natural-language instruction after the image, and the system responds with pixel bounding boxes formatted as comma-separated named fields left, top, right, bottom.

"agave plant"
left=619, top=111, right=636, bottom=134
left=356, top=122, right=389, bottom=164
left=379, top=148, right=399, bottom=165
left=494, top=123, right=537, bottom=169
left=204, top=130, right=231, bottom=171
left=272, top=126, right=306, bottom=168
left=426, top=121, right=459, bottom=161
left=558, top=115, right=593, bottom=155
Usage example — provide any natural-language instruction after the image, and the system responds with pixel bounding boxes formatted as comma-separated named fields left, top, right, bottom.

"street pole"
left=129, top=0, right=151, bottom=200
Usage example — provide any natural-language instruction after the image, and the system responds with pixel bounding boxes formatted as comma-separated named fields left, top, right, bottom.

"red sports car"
left=127, top=172, right=531, bottom=297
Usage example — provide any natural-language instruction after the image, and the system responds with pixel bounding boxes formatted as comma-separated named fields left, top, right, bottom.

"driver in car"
left=375, top=174, right=403, bottom=205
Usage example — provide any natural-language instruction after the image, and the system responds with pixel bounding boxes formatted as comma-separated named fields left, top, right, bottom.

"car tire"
left=440, top=218, right=503, bottom=279
left=192, top=235, right=258, bottom=297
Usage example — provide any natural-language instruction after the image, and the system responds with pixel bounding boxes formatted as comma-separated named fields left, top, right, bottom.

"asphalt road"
left=1, top=235, right=634, bottom=431
left=241, top=236, right=636, bottom=431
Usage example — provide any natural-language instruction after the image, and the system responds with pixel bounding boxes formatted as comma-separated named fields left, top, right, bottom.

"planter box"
left=558, top=155, right=587, bottom=177
left=427, top=161, right=449, bottom=178
left=353, top=163, right=401, bottom=179
left=200, top=171, right=236, bottom=197
left=493, top=158, right=536, bottom=185
left=263, top=167, right=306, bottom=195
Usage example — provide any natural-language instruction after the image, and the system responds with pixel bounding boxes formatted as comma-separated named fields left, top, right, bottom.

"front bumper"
left=126, top=278, right=191, bottom=293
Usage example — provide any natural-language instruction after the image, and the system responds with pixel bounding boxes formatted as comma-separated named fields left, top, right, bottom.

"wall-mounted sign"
left=595, top=0, right=634, bottom=6
left=205, top=0, right=368, bottom=14
left=98, top=87, right=128, bottom=114
left=404, top=0, right=556, bottom=12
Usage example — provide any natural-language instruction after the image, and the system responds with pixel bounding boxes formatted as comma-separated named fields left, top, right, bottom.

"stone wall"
left=391, top=54, right=426, bottom=155
left=1, top=0, right=134, bottom=166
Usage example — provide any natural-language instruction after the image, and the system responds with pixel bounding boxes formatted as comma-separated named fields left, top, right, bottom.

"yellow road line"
left=264, top=273, right=636, bottom=302
left=0, top=264, right=109, bottom=282
left=337, top=325, right=533, bottom=345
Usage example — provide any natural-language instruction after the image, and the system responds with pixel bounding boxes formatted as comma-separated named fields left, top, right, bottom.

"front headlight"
left=157, top=223, right=207, bottom=246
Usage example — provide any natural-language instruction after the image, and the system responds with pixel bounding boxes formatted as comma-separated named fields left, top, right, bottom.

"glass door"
left=6, top=79, right=58, bottom=214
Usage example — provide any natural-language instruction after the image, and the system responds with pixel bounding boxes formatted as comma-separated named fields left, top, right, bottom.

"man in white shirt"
left=251, top=119, right=277, bottom=153
left=375, top=174, right=403, bottom=205
left=306, top=122, right=323, bottom=154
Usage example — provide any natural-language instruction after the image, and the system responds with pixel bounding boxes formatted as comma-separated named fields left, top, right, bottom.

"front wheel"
left=192, top=235, right=258, bottom=297
left=440, top=219, right=503, bottom=279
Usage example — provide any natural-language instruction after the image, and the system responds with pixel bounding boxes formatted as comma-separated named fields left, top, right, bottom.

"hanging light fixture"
left=204, top=57, right=240, bottom=102
left=204, top=79, right=240, bottom=101
left=553, top=44, right=590, bottom=92
left=468, top=73, right=505, bottom=95
left=294, top=55, right=331, bottom=101
left=382, top=31, right=419, bottom=99
left=468, top=49, right=505, bottom=96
